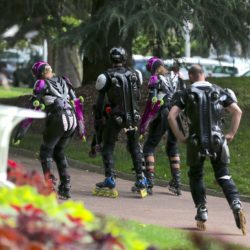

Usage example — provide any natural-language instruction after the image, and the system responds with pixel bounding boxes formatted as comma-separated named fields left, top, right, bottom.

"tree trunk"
left=55, top=45, right=82, bottom=87
left=82, top=0, right=135, bottom=84
left=48, top=42, right=82, bottom=88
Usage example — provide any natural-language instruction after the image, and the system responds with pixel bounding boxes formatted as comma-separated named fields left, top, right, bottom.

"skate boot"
left=131, top=175, right=148, bottom=198
left=146, top=172, right=154, bottom=195
left=195, top=204, right=208, bottom=231
left=88, top=146, right=97, bottom=158
left=93, top=176, right=118, bottom=198
left=58, top=176, right=71, bottom=200
left=44, top=172, right=57, bottom=193
left=231, top=200, right=246, bottom=235
left=168, top=169, right=181, bottom=196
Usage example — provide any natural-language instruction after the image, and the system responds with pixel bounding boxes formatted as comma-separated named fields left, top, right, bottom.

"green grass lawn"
left=0, top=86, right=32, bottom=98
left=114, top=218, right=248, bottom=250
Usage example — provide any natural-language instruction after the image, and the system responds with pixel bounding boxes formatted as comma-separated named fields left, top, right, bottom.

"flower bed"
left=0, top=160, right=151, bottom=250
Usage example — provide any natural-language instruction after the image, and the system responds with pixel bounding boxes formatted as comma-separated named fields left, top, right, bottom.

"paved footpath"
left=9, top=151, right=250, bottom=248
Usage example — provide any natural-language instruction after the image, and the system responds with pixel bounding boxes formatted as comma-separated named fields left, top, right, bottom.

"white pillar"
left=183, top=21, right=193, bottom=58
left=184, top=31, right=191, bottom=58
left=43, top=39, right=48, bottom=62
left=0, top=105, right=46, bottom=188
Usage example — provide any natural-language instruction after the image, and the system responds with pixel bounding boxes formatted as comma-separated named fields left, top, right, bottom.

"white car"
left=211, top=63, right=250, bottom=77
left=240, top=70, right=250, bottom=77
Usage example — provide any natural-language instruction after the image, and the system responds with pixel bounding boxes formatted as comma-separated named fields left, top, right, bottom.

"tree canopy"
left=0, top=0, right=249, bottom=82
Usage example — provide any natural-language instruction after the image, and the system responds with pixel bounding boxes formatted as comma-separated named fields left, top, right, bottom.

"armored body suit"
left=94, top=66, right=146, bottom=194
left=14, top=76, right=78, bottom=198
left=142, top=72, right=182, bottom=194
left=36, top=76, right=77, bottom=189
left=173, top=81, right=240, bottom=208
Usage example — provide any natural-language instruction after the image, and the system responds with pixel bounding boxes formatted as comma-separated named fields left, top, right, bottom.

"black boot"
left=146, top=172, right=154, bottom=195
left=58, top=176, right=71, bottom=199
left=168, top=168, right=181, bottom=196
left=195, top=204, right=208, bottom=222
left=44, top=171, right=57, bottom=192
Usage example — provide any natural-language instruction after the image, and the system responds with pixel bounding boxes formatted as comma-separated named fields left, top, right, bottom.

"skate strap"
left=145, top=161, right=154, bottom=167
left=170, top=160, right=180, bottom=165
left=145, top=161, right=155, bottom=172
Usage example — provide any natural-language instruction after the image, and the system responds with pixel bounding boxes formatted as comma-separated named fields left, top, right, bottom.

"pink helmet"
left=31, top=61, right=51, bottom=78
left=146, top=57, right=164, bottom=74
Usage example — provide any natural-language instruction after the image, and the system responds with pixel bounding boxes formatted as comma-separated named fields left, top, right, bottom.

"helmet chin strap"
left=113, top=63, right=123, bottom=67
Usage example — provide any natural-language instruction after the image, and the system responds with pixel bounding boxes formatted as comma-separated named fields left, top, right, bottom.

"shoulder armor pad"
left=148, top=75, right=158, bottom=87
left=96, top=74, right=107, bottom=91
left=62, top=76, right=72, bottom=85
left=34, top=79, right=46, bottom=94
left=224, top=88, right=237, bottom=103
left=135, top=69, right=143, bottom=85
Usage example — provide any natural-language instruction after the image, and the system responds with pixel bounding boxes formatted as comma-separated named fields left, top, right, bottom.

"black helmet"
left=109, top=47, right=127, bottom=64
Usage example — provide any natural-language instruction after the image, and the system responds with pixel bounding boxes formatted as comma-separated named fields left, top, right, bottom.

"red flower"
left=67, top=214, right=83, bottom=225
left=7, top=159, right=21, bottom=169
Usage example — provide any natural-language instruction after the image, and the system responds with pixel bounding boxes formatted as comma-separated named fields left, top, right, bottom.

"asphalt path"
left=9, top=150, right=250, bottom=248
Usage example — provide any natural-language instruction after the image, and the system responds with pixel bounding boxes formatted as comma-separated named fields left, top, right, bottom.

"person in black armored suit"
left=13, top=61, right=85, bottom=199
left=93, top=47, right=147, bottom=198
left=141, top=57, right=184, bottom=195
left=168, top=64, right=246, bottom=234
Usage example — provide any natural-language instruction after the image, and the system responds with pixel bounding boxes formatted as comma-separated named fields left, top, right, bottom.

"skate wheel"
left=110, top=189, right=119, bottom=198
left=58, top=195, right=69, bottom=200
left=131, top=186, right=137, bottom=192
left=140, top=188, right=148, bottom=198
left=92, top=188, right=118, bottom=198
left=239, top=210, right=247, bottom=236
left=196, top=220, right=206, bottom=231
left=147, top=188, right=153, bottom=195
left=168, top=186, right=182, bottom=196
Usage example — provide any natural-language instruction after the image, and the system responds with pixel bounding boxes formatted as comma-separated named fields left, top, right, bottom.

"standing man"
left=93, top=47, right=147, bottom=198
left=168, top=64, right=246, bottom=234
left=140, top=57, right=183, bottom=195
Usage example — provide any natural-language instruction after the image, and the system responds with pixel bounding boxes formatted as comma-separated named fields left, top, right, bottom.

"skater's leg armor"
left=189, top=163, right=206, bottom=207
left=127, top=131, right=143, bottom=174
left=40, top=144, right=54, bottom=175
left=212, top=161, right=240, bottom=205
left=53, top=145, right=69, bottom=180
left=102, top=144, right=116, bottom=177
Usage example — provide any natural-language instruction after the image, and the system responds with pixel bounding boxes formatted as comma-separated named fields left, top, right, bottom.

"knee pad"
left=166, top=144, right=179, bottom=158
left=169, top=158, right=180, bottom=168
left=40, top=144, right=53, bottom=161
left=145, top=161, right=155, bottom=173
left=217, top=175, right=232, bottom=185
